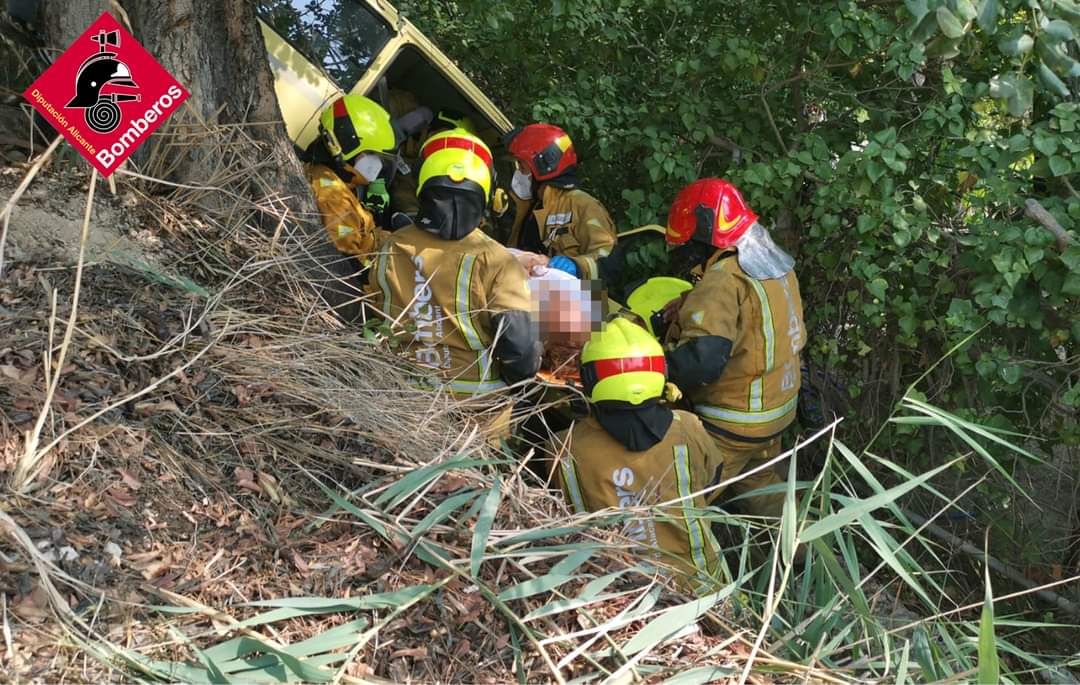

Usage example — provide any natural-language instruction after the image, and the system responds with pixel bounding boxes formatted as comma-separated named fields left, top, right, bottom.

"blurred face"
left=532, top=278, right=604, bottom=347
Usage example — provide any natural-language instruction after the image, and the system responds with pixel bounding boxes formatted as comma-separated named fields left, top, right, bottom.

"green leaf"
left=799, top=458, right=958, bottom=542
left=523, top=568, right=635, bottom=621
left=1062, top=272, right=1080, bottom=296
left=977, top=0, right=999, bottom=33
left=911, top=627, right=940, bottom=681
left=894, top=228, right=913, bottom=248
left=409, top=490, right=479, bottom=541
left=663, top=666, right=738, bottom=685
left=1038, top=39, right=1080, bottom=78
left=471, top=477, right=503, bottom=577
left=496, top=548, right=594, bottom=601
left=936, top=7, right=966, bottom=38
left=993, top=73, right=1034, bottom=117
left=1063, top=246, right=1080, bottom=271
left=954, top=0, right=978, bottom=22
left=1033, top=131, right=1060, bottom=156
left=867, top=278, right=889, bottom=301
left=496, top=525, right=591, bottom=547
left=1044, top=19, right=1075, bottom=43
left=375, top=456, right=492, bottom=509
left=780, top=452, right=798, bottom=566
left=905, top=0, right=930, bottom=23
left=1038, top=62, right=1071, bottom=98
left=237, top=586, right=435, bottom=627
left=1049, top=155, right=1072, bottom=176
left=619, top=575, right=748, bottom=656
left=897, top=639, right=912, bottom=685
left=997, top=33, right=1033, bottom=56
left=867, top=159, right=887, bottom=182
left=1000, top=365, right=1022, bottom=385
left=977, top=553, right=1000, bottom=684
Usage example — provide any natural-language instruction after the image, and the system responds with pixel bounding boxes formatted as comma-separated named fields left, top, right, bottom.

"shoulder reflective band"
left=421, top=135, right=493, bottom=170
left=585, top=355, right=666, bottom=383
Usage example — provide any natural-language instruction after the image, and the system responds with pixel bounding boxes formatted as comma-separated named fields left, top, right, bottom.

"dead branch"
left=1024, top=199, right=1074, bottom=252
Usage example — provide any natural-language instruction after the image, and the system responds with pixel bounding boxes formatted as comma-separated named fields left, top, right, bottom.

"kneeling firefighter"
left=506, top=124, right=617, bottom=280
left=302, top=94, right=399, bottom=265
left=553, top=318, right=723, bottom=588
left=368, top=129, right=542, bottom=396
left=662, top=179, right=805, bottom=520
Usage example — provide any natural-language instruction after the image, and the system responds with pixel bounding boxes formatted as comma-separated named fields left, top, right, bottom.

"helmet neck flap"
left=417, top=180, right=485, bottom=241
left=593, top=399, right=673, bottom=452
left=735, top=222, right=795, bottom=280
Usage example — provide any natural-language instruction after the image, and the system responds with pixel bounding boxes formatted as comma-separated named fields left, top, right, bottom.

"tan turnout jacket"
left=511, top=185, right=617, bottom=279
left=306, top=163, right=383, bottom=263
left=368, top=224, right=532, bottom=394
left=668, top=250, right=806, bottom=440
left=555, top=411, right=723, bottom=585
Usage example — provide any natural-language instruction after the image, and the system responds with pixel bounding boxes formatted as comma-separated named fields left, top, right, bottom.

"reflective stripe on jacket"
left=306, top=163, right=382, bottom=264
left=669, top=250, right=806, bottom=440
left=368, top=224, right=532, bottom=394
left=511, top=185, right=617, bottom=279
left=554, top=411, right=723, bottom=585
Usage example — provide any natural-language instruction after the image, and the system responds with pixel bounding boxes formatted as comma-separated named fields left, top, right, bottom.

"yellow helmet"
left=318, top=94, right=396, bottom=162
left=580, top=318, right=667, bottom=405
left=626, top=277, right=693, bottom=337
left=434, top=109, right=476, bottom=134
left=417, top=128, right=493, bottom=201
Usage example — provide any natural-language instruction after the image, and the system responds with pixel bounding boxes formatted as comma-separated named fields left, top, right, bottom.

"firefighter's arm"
left=312, top=176, right=379, bottom=260
left=490, top=255, right=543, bottom=383
left=665, top=270, right=738, bottom=392
left=689, top=414, right=726, bottom=504
left=569, top=199, right=617, bottom=280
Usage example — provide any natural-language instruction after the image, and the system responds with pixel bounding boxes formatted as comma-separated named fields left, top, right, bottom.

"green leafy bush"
left=399, top=0, right=1079, bottom=446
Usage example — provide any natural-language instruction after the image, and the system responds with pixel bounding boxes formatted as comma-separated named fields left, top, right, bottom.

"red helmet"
left=666, top=178, right=758, bottom=249
left=505, top=123, right=577, bottom=181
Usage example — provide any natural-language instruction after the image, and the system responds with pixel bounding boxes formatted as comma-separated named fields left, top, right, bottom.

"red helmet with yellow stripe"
left=666, top=178, right=758, bottom=249
left=506, top=123, right=577, bottom=182
left=418, top=128, right=494, bottom=202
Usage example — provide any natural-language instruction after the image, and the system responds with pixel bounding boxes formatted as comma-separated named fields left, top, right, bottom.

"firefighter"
left=368, top=129, right=542, bottom=396
left=662, top=178, right=805, bottom=521
left=302, top=94, right=398, bottom=265
left=505, top=124, right=617, bottom=280
left=552, top=318, right=723, bottom=586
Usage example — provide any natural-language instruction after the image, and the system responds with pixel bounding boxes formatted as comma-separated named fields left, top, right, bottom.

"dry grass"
left=2, top=115, right=1076, bottom=684
left=0, top=124, right=777, bottom=684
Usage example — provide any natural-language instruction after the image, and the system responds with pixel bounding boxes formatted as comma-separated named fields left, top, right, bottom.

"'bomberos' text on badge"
left=23, top=11, right=189, bottom=177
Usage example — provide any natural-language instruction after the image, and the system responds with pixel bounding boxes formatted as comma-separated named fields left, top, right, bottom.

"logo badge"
left=23, top=12, right=189, bottom=177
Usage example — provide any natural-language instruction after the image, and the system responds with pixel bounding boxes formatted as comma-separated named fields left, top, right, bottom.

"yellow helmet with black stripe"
left=318, top=94, right=396, bottom=162
left=417, top=129, right=493, bottom=202
left=579, top=319, right=667, bottom=405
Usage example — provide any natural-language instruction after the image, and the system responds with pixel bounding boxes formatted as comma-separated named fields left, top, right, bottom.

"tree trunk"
left=40, top=0, right=364, bottom=320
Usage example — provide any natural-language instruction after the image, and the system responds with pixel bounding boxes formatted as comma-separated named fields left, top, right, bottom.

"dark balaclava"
left=417, top=182, right=485, bottom=241
left=593, top=399, right=674, bottom=452
left=667, top=240, right=716, bottom=282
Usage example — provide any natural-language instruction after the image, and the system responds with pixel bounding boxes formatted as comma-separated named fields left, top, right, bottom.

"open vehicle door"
left=255, top=0, right=511, bottom=152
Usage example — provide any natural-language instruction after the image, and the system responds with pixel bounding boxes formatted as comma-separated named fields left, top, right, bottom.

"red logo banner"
left=23, top=11, right=189, bottom=177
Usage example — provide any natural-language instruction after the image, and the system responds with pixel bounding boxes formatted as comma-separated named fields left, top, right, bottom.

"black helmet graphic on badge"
left=65, top=29, right=141, bottom=134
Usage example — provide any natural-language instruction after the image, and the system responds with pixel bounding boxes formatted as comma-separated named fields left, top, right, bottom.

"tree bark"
left=40, top=0, right=364, bottom=320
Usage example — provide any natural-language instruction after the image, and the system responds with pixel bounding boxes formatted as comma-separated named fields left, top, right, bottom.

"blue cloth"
left=549, top=255, right=579, bottom=277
